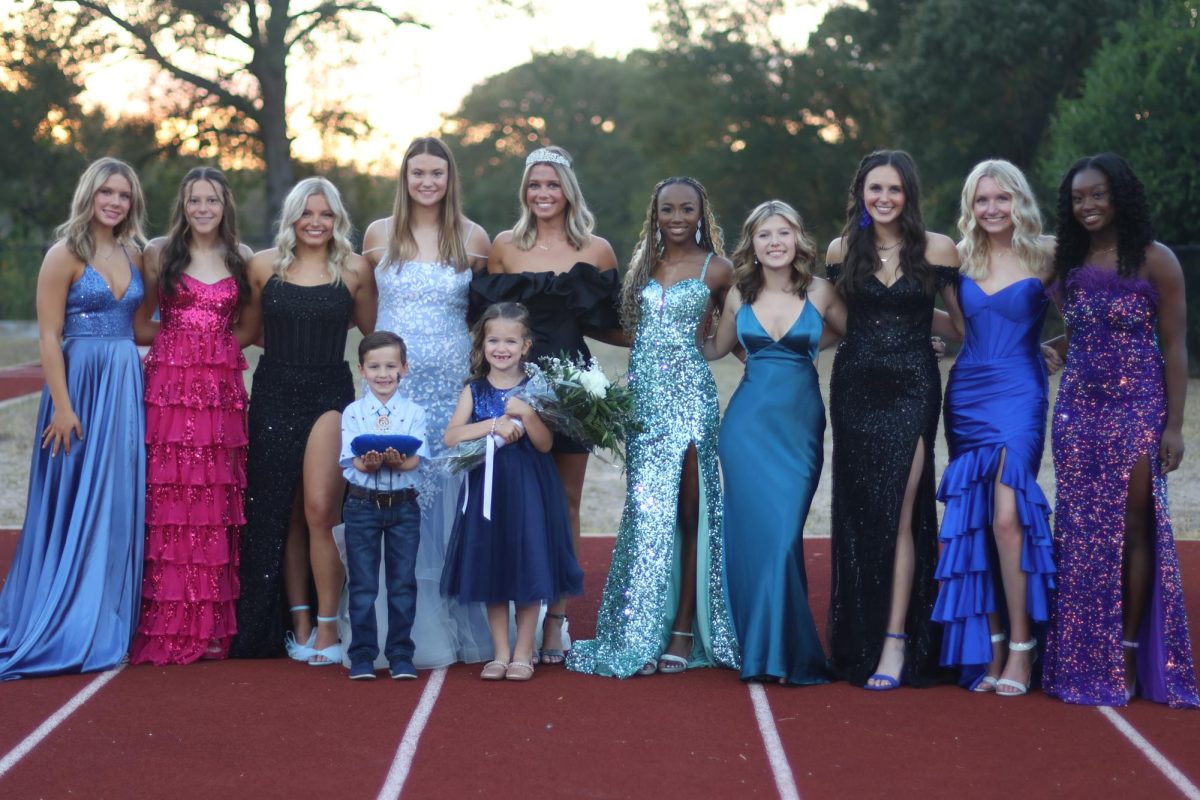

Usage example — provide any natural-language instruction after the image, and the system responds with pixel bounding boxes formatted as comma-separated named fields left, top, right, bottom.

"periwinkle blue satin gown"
left=0, top=262, right=146, bottom=679
left=932, top=276, right=1055, bottom=685
left=719, top=300, right=830, bottom=685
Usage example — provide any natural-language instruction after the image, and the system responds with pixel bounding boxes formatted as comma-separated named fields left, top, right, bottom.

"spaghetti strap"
left=700, top=252, right=714, bottom=281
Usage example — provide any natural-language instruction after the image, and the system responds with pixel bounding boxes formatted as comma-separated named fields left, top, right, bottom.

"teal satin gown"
left=719, top=300, right=830, bottom=685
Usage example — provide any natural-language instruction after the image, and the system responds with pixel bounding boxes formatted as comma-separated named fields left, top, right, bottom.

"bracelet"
left=490, top=417, right=498, bottom=435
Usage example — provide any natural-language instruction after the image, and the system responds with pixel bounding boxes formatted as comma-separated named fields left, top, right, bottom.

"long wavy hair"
left=956, top=159, right=1044, bottom=281
left=382, top=137, right=470, bottom=272
left=158, top=167, right=249, bottom=304
left=835, top=149, right=932, bottom=295
left=466, top=302, right=532, bottom=384
left=619, top=176, right=725, bottom=335
left=511, top=146, right=595, bottom=251
left=273, top=177, right=355, bottom=285
left=55, top=157, right=147, bottom=262
left=1053, top=153, right=1154, bottom=282
left=731, top=200, right=816, bottom=305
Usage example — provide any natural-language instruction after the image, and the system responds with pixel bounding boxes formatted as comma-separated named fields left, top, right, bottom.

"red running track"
left=1, top=532, right=1199, bottom=799
left=0, top=362, right=43, bottom=403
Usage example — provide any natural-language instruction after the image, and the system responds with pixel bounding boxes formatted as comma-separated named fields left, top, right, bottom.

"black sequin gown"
left=230, top=279, right=355, bottom=658
left=826, top=263, right=956, bottom=687
left=470, top=262, right=620, bottom=453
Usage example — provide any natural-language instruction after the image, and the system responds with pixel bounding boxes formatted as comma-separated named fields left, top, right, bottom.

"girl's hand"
left=42, top=409, right=83, bottom=456
left=1161, top=429, right=1185, bottom=473
left=382, top=448, right=406, bottom=469
left=494, top=416, right=524, bottom=444
left=1042, top=344, right=1064, bottom=375
left=504, top=397, right=532, bottom=419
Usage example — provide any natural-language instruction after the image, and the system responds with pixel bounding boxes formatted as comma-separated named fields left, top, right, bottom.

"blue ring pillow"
left=350, top=434, right=422, bottom=457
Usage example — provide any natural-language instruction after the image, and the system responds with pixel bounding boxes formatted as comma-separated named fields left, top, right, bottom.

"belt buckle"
left=375, top=492, right=393, bottom=510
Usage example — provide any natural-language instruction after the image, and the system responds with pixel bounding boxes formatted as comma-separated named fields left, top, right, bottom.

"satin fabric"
left=0, top=264, right=145, bottom=679
left=720, top=301, right=830, bottom=685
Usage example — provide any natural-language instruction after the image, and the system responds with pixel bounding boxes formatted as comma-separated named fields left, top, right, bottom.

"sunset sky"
left=78, top=0, right=827, bottom=172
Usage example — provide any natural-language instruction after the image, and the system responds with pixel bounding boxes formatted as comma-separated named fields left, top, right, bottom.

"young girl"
left=440, top=302, right=583, bottom=681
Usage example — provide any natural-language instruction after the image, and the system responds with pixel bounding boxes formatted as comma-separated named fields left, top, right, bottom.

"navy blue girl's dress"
left=932, top=276, right=1055, bottom=684
left=441, top=378, right=583, bottom=605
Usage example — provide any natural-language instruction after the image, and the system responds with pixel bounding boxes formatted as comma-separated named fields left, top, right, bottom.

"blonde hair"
left=511, top=146, right=594, bottom=251
left=957, top=159, right=1044, bottom=280
left=273, top=177, right=355, bottom=284
left=55, top=157, right=147, bottom=262
left=731, top=200, right=816, bottom=304
left=383, top=137, right=470, bottom=272
left=620, top=177, right=724, bottom=335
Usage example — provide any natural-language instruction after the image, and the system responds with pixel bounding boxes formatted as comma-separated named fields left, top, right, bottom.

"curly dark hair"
left=1053, top=153, right=1154, bottom=283
left=835, top=149, right=933, bottom=296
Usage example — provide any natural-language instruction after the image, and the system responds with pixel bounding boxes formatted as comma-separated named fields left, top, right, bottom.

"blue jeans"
left=342, top=494, right=420, bottom=666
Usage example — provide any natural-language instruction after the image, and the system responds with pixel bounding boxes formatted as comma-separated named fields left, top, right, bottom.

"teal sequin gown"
left=568, top=255, right=740, bottom=677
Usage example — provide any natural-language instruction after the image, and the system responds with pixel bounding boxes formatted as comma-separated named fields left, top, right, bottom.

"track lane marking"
left=1098, top=705, right=1200, bottom=799
left=376, top=665, right=447, bottom=800
left=0, top=664, right=125, bottom=781
left=748, top=683, right=801, bottom=800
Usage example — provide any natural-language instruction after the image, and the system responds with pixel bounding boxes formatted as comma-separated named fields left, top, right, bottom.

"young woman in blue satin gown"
left=931, top=160, right=1057, bottom=696
left=706, top=201, right=847, bottom=685
left=568, top=177, right=740, bottom=678
left=0, top=158, right=148, bottom=679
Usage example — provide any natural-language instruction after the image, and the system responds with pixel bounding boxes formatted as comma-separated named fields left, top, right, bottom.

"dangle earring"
left=858, top=206, right=872, bottom=230
left=695, top=223, right=702, bottom=245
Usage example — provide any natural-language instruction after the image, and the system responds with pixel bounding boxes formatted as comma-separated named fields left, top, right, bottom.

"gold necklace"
left=876, top=240, right=901, bottom=263
left=1088, top=244, right=1117, bottom=256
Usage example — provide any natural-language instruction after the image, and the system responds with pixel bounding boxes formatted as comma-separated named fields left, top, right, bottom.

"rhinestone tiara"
left=524, top=147, right=572, bottom=170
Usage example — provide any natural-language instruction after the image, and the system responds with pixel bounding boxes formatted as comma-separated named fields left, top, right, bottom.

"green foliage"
left=1039, top=1, right=1200, bottom=243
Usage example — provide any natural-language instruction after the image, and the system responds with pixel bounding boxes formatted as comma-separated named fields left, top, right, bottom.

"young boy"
left=340, top=331, right=428, bottom=681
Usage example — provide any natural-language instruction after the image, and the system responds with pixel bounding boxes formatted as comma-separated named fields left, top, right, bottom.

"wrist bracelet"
left=490, top=417, right=498, bottom=435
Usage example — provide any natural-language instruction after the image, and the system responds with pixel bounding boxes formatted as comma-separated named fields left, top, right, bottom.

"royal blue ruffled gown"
left=932, top=276, right=1055, bottom=684
left=719, top=301, right=830, bottom=685
left=0, top=263, right=146, bottom=679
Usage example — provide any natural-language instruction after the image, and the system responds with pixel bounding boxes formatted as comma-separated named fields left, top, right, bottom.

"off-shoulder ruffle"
left=1051, top=264, right=1160, bottom=306
left=933, top=442, right=1056, bottom=669
left=469, top=262, right=620, bottom=329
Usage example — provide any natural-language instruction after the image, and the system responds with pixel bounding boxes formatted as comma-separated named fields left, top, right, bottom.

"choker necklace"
left=1088, top=245, right=1117, bottom=256
left=875, top=240, right=901, bottom=251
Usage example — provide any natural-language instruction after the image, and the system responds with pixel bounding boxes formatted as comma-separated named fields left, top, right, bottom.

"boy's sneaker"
left=389, top=660, right=418, bottom=680
left=349, top=661, right=377, bottom=681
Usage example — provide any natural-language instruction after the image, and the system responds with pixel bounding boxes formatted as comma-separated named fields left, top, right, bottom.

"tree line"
left=1, top=1, right=1196, bottom=364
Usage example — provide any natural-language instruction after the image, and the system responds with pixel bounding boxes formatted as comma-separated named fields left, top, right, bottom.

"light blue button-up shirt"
left=339, top=389, right=429, bottom=490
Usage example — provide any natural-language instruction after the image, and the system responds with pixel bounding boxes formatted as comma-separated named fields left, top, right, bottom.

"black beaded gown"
left=230, top=279, right=355, bottom=658
left=826, top=263, right=957, bottom=687
left=470, top=262, right=620, bottom=453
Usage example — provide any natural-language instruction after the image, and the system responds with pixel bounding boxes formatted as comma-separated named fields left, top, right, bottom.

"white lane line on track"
left=376, top=666, right=447, bottom=800
left=1098, top=705, right=1200, bottom=799
left=0, top=664, right=125, bottom=781
left=748, top=683, right=801, bottom=800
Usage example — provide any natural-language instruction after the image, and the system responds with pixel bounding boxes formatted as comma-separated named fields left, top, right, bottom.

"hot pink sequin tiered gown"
left=130, top=274, right=248, bottom=665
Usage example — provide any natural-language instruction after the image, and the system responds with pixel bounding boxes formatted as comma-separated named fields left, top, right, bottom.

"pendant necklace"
left=375, top=404, right=392, bottom=432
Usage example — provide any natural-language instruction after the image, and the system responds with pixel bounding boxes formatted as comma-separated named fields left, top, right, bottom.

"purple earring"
left=858, top=207, right=871, bottom=230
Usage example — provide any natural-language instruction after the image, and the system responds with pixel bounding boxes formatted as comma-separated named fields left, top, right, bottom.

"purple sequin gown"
left=1044, top=266, right=1199, bottom=708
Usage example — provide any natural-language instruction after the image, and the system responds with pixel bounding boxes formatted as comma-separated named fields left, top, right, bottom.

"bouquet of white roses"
left=439, top=354, right=638, bottom=474
left=527, top=353, right=638, bottom=468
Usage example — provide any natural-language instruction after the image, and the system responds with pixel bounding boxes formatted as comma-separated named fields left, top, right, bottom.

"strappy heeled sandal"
left=1122, top=639, right=1139, bottom=702
left=539, top=612, right=569, bottom=666
left=996, top=638, right=1037, bottom=697
left=658, top=630, right=694, bottom=675
left=972, top=631, right=1008, bottom=693
left=864, top=632, right=907, bottom=691
left=284, top=605, right=317, bottom=662
left=307, top=615, right=343, bottom=667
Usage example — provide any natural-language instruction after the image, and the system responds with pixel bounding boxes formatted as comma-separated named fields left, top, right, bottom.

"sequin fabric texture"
left=568, top=270, right=740, bottom=677
left=231, top=279, right=354, bottom=658
left=1044, top=266, right=1199, bottom=708
left=131, top=275, right=248, bottom=665
left=373, top=259, right=493, bottom=667
left=825, top=264, right=956, bottom=687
